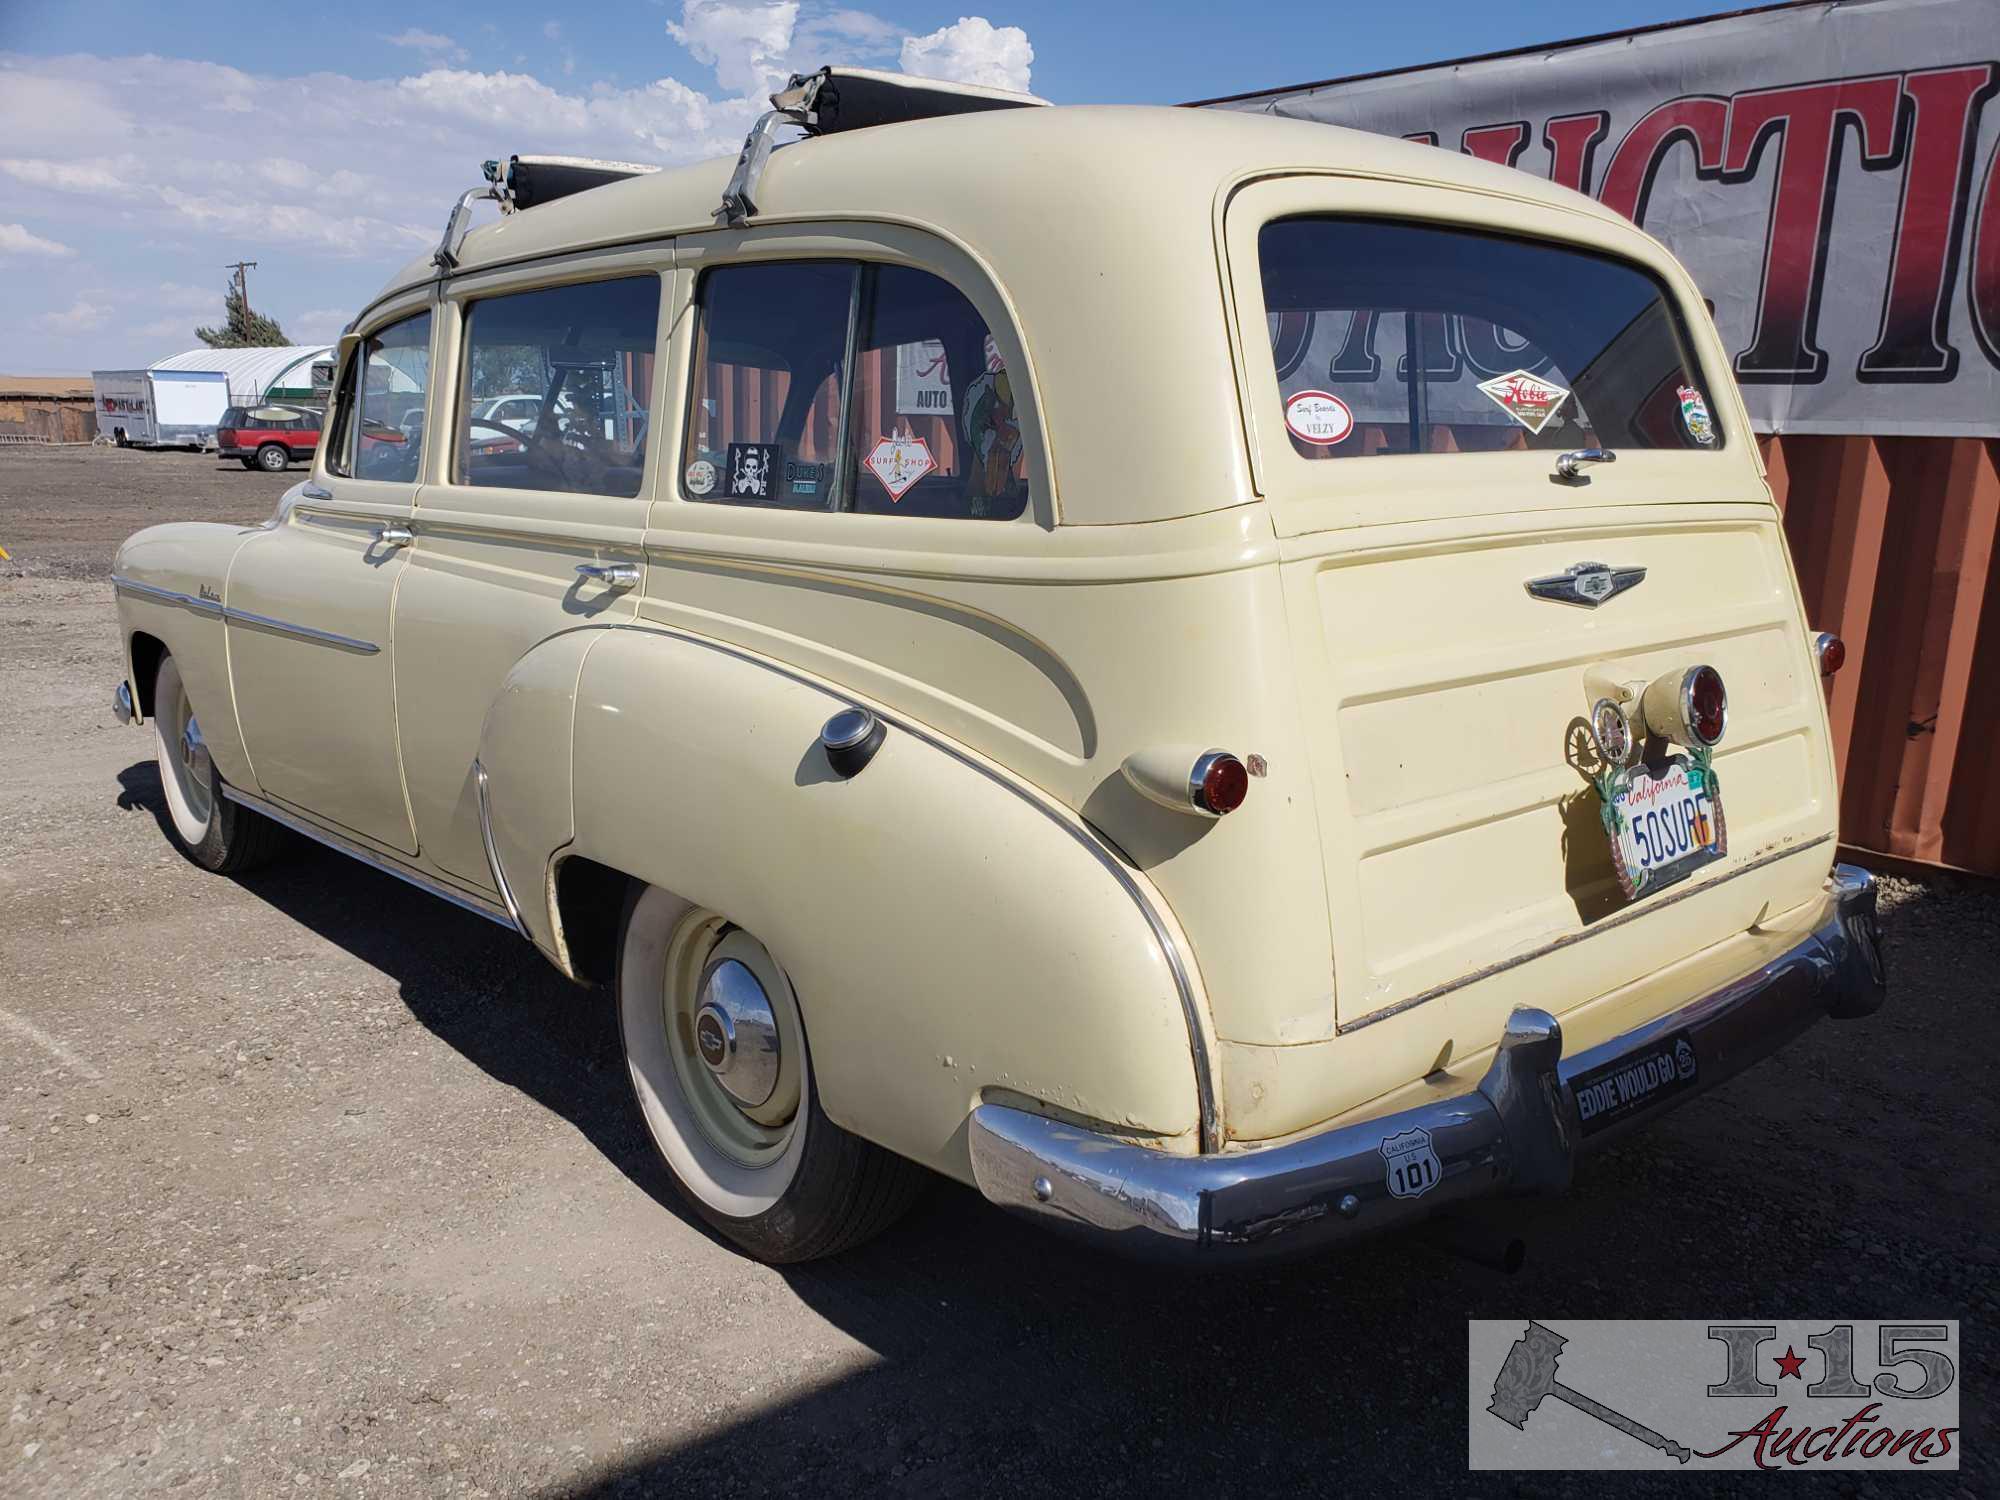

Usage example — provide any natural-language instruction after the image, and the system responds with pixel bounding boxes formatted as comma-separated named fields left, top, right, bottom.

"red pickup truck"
left=217, top=405, right=321, bottom=472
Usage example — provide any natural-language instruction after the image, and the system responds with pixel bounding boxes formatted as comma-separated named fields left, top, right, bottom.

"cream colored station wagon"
left=111, top=69, right=1887, bottom=1264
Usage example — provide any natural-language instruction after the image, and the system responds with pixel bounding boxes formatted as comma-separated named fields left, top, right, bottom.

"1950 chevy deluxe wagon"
left=110, top=69, right=1886, bottom=1264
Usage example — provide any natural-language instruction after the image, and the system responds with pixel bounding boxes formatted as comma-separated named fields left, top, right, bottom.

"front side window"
left=457, top=276, right=659, bottom=499
left=355, top=311, right=431, bottom=483
left=683, top=260, right=1026, bottom=519
left=1259, top=218, right=1723, bottom=461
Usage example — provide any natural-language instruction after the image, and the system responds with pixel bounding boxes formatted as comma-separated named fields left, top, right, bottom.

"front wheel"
left=254, top=443, right=289, bottom=473
left=151, top=653, right=289, bottom=874
left=617, top=885, right=926, bottom=1262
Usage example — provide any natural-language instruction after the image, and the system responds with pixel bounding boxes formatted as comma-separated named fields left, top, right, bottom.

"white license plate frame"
left=1598, top=751, right=1727, bottom=900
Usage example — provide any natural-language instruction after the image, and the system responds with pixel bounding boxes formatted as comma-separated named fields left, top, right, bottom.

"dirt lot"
left=1, top=445, right=1994, bottom=1496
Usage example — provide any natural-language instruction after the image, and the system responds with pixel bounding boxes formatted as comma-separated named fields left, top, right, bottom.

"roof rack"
left=432, top=154, right=662, bottom=272
left=719, top=66, right=1048, bottom=226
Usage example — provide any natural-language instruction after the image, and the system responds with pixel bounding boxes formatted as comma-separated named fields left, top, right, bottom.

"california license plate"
left=1599, top=752, right=1726, bottom=899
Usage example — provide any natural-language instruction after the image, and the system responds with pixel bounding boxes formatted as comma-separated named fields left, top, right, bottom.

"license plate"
left=1598, top=752, right=1726, bottom=899
left=1571, top=1030, right=1701, bottom=1136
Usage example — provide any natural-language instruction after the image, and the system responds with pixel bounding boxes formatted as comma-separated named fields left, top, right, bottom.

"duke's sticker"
left=784, top=459, right=822, bottom=497
left=865, top=433, right=935, bottom=501
left=1284, top=389, right=1354, bottom=446
left=1381, top=1125, right=1441, bottom=1199
left=685, top=459, right=716, bottom=496
left=1476, top=368, right=1571, bottom=434
left=1676, top=384, right=1716, bottom=445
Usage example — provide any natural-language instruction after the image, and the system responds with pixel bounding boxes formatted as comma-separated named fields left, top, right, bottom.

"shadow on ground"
left=114, top=762, right=1998, bottom=1496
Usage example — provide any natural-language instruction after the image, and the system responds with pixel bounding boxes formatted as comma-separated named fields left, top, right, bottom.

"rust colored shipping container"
left=1764, top=434, right=2000, bottom=877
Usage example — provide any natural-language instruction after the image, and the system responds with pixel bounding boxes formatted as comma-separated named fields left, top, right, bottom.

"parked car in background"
left=217, top=405, right=322, bottom=472
left=109, top=69, right=1885, bottom=1268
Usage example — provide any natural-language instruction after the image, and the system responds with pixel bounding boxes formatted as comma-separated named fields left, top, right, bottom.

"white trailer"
left=90, top=368, right=230, bottom=448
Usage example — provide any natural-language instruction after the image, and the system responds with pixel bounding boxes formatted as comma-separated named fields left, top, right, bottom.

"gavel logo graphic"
left=1488, top=1321, right=1692, bottom=1464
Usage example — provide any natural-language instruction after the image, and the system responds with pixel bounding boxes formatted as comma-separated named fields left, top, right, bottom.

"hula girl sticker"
left=1676, top=385, right=1716, bottom=446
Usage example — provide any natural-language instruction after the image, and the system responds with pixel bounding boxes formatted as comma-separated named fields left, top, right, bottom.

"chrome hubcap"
left=179, top=717, right=212, bottom=787
left=693, top=959, right=780, bottom=1109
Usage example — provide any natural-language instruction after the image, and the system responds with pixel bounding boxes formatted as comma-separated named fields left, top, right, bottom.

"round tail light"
left=1685, top=665, right=1728, bottom=746
left=1814, top=631, right=1846, bottom=676
left=1190, top=751, right=1249, bottom=816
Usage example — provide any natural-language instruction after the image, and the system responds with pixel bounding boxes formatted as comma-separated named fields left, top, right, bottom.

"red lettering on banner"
left=1461, top=121, right=1530, bottom=167
left=1543, top=111, right=1610, bottom=193
left=1723, top=75, right=1904, bottom=381
left=1860, top=64, right=2000, bottom=381
left=1598, top=96, right=1728, bottom=223
left=1972, top=139, right=2000, bottom=371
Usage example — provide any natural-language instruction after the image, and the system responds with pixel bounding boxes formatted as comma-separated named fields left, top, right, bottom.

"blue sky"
left=0, top=0, right=1722, bottom=374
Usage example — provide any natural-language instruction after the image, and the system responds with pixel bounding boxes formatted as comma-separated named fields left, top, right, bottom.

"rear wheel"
left=151, top=653, right=288, bottom=874
left=255, top=443, right=289, bottom=473
left=617, top=885, right=925, bottom=1262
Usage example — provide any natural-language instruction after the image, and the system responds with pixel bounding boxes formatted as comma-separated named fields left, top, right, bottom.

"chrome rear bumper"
left=967, top=864, right=1886, bottom=1263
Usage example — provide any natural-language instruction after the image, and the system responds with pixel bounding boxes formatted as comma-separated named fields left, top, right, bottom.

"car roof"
left=372, top=104, right=1620, bottom=306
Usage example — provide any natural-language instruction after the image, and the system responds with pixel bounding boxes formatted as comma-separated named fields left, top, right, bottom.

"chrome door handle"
left=1555, top=448, right=1617, bottom=480
left=576, top=563, right=640, bottom=589
left=300, top=483, right=332, bottom=501
left=373, top=525, right=414, bottom=549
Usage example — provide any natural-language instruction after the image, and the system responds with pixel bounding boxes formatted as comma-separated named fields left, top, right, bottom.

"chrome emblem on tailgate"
left=1525, top=561, right=1646, bottom=608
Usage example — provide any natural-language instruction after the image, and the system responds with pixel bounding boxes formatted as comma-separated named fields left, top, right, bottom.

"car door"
left=227, top=304, right=434, bottom=854
left=392, top=257, right=663, bottom=887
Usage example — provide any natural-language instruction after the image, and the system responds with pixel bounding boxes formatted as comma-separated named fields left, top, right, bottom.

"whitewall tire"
left=616, top=883, right=925, bottom=1262
left=150, top=653, right=288, bottom=874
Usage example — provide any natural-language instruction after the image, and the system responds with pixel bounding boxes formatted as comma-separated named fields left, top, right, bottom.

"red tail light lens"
left=1686, top=665, right=1727, bottom=746
left=1814, top=632, right=1846, bottom=676
left=1191, top=751, right=1249, bottom=816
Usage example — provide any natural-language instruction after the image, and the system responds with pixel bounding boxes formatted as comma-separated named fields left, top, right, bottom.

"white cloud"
left=384, top=29, right=468, bottom=63
left=0, top=221, right=74, bottom=257
left=667, top=1, right=800, bottom=99
left=35, top=298, right=110, bottom=331
left=0, top=156, right=131, bottom=193
left=290, top=307, right=352, bottom=341
left=900, top=16, right=1033, bottom=93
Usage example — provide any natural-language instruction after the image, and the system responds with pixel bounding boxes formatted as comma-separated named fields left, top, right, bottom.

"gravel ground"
left=1, top=446, right=1994, bottom=1496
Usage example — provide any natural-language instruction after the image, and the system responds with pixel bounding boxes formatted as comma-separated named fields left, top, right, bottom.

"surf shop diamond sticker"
left=1477, top=368, right=1571, bottom=434
left=864, top=433, right=935, bottom=502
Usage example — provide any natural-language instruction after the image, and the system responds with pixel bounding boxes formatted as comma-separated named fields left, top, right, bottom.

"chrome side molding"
left=219, top=783, right=517, bottom=932
left=112, top=574, right=380, bottom=655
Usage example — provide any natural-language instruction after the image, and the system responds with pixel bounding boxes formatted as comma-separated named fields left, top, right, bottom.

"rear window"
left=1259, top=218, right=1723, bottom=460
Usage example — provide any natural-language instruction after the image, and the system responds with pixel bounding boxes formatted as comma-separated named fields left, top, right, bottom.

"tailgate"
left=1288, top=512, right=1836, bottom=1035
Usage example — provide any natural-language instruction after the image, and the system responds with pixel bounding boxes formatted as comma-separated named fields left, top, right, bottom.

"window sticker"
left=864, top=432, right=936, bottom=502
left=1676, top=384, right=1716, bottom=445
left=1475, top=368, right=1571, bottom=434
left=784, top=459, right=823, bottom=497
left=961, top=366, right=1022, bottom=505
left=725, top=443, right=779, bottom=499
left=982, top=333, right=1005, bottom=373
left=1284, top=389, right=1354, bottom=447
left=685, top=459, right=717, bottom=496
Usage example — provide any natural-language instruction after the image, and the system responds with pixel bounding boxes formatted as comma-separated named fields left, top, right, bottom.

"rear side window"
left=456, top=275, right=660, bottom=499
left=1259, top=218, right=1723, bottom=460
left=684, top=260, right=1026, bottom=519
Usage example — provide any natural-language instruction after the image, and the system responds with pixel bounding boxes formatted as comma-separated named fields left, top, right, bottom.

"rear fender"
left=543, top=624, right=1213, bottom=1177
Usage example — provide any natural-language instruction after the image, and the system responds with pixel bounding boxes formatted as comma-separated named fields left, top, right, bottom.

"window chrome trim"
left=112, top=575, right=380, bottom=655
left=219, top=783, right=516, bottom=930
left=612, top=621, right=1222, bottom=1153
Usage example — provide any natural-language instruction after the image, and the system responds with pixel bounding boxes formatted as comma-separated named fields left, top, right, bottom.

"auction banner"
left=1201, top=0, right=2000, bottom=437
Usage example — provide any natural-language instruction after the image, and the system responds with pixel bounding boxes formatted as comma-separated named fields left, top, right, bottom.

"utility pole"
left=224, top=260, right=258, bottom=319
